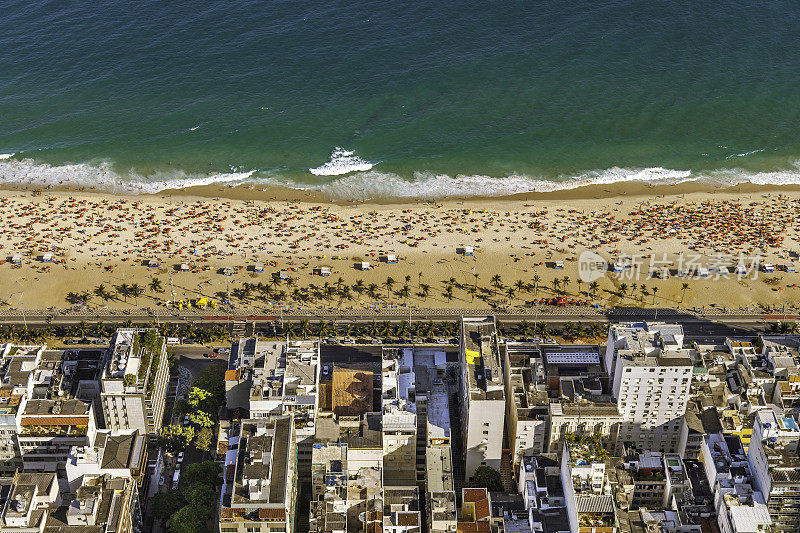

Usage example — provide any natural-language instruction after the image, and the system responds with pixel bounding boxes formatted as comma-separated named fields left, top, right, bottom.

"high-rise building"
left=100, top=329, right=170, bottom=435
left=607, top=323, right=693, bottom=454
left=747, top=411, right=800, bottom=533
left=459, top=317, right=506, bottom=481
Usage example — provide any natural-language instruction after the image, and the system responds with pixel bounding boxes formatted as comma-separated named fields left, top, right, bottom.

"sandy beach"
left=2, top=182, right=800, bottom=313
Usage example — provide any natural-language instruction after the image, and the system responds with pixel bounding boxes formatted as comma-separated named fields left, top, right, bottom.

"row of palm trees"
left=0, top=320, right=229, bottom=344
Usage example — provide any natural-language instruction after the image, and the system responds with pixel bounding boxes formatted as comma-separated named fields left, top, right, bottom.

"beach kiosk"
left=180, top=263, right=190, bottom=272
left=148, top=259, right=160, bottom=268
left=385, top=254, right=397, bottom=264
left=554, top=261, right=564, bottom=270
left=359, top=261, right=371, bottom=271
left=254, top=263, right=265, bottom=273
left=315, top=266, right=331, bottom=277
left=41, top=253, right=53, bottom=263
left=10, top=255, right=21, bottom=264
left=464, top=246, right=474, bottom=256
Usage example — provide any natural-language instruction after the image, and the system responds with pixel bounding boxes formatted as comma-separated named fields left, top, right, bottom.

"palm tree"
left=297, top=320, right=312, bottom=339
left=680, top=282, right=690, bottom=303
left=419, top=284, right=431, bottom=300
left=552, top=278, right=562, bottom=295
left=618, top=283, right=628, bottom=299
left=490, top=274, right=503, bottom=293
left=505, top=287, right=516, bottom=304
left=514, top=280, right=526, bottom=296
left=651, top=286, right=659, bottom=304
left=94, top=284, right=111, bottom=301
left=366, top=283, right=379, bottom=301
left=641, top=286, right=650, bottom=302
left=76, top=321, right=89, bottom=339
left=562, top=276, right=570, bottom=294
left=534, top=322, right=549, bottom=339
left=532, top=274, right=541, bottom=299
left=129, top=283, right=142, bottom=305
left=398, top=285, right=411, bottom=302
left=116, top=284, right=131, bottom=303
left=443, top=286, right=454, bottom=301
left=395, top=321, right=410, bottom=338
left=353, top=279, right=365, bottom=294
left=404, top=275, right=411, bottom=285
left=588, top=281, right=599, bottom=298
left=315, top=321, right=332, bottom=338
left=384, top=277, right=396, bottom=299
left=149, top=277, right=163, bottom=293
left=517, top=320, right=532, bottom=339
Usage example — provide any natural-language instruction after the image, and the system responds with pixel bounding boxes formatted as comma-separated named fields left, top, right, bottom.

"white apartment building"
left=503, top=343, right=548, bottom=467
left=459, top=317, right=506, bottom=481
left=100, top=329, right=170, bottom=435
left=607, top=323, right=693, bottom=454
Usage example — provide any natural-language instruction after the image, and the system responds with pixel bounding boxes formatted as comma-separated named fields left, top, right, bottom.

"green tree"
left=124, top=374, right=136, bottom=387
left=181, top=460, right=222, bottom=489
left=472, top=465, right=503, bottom=492
left=188, top=411, right=214, bottom=428
left=152, top=490, right=184, bottom=521
left=187, top=387, right=212, bottom=409
left=195, top=426, right=215, bottom=453
left=167, top=505, right=210, bottom=533
left=184, top=483, right=216, bottom=508
left=157, top=425, right=195, bottom=454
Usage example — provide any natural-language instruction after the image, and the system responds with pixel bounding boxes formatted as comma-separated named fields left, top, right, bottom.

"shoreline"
left=2, top=185, right=800, bottom=313
left=4, top=177, right=800, bottom=206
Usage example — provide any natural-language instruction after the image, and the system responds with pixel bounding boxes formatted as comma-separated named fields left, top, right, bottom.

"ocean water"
left=1, top=0, right=800, bottom=199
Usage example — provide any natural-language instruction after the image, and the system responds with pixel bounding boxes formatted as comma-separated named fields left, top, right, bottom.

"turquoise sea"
left=1, top=0, right=799, bottom=199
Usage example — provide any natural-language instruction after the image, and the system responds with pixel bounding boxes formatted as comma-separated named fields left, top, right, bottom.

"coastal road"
left=0, top=307, right=773, bottom=337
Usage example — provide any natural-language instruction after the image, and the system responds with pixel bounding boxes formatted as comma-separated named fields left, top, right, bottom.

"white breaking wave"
left=0, top=157, right=255, bottom=194
left=0, top=153, right=14, bottom=160
left=3, top=155, right=800, bottom=200
left=308, top=147, right=373, bottom=176
left=309, top=167, right=694, bottom=201
left=189, top=125, right=200, bottom=131
left=726, top=149, right=765, bottom=160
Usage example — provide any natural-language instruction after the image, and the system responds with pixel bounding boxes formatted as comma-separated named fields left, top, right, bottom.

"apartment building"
left=219, top=416, right=297, bottom=533
left=459, top=317, right=505, bottom=481
left=747, top=411, right=800, bottom=533
left=100, top=329, right=170, bottom=435
left=503, top=343, right=548, bottom=467
left=607, top=323, right=693, bottom=454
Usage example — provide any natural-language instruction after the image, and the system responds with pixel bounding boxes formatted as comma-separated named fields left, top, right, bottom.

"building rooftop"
left=461, top=317, right=504, bottom=400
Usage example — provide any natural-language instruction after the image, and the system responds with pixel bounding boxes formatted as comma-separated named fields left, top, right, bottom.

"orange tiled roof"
left=474, top=497, right=491, bottom=520
left=396, top=512, right=419, bottom=526
left=462, top=488, right=487, bottom=503
left=457, top=523, right=491, bottom=533
left=21, top=416, right=89, bottom=426
left=225, top=370, right=240, bottom=381
left=259, top=508, right=286, bottom=521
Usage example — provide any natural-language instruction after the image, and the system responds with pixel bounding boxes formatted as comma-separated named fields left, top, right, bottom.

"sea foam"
left=3, top=155, right=800, bottom=200
left=308, top=147, right=373, bottom=176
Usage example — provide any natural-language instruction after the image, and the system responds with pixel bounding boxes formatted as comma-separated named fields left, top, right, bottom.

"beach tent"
left=223, top=267, right=235, bottom=276
left=464, top=246, right=474, bottom=256
left=148, top=259, right=160, bottom=268
left=612, top=262, right=624, bottom=273
left=554, top=261, right=564, bottom=270
left=10, top=255, right=21, bottom=264
left=697, top=267, right=710, bottom=278
left=41, top=253, right=53, bottom=263
left=386, top=254, right=397, bottom=264
left=254, top=263, right=265, bottom=273
left=763, top=263, right=775, bottom=273
left=194, top=297, right=209, bottom=308
left=735, top=264, right=748, bottom=276
left=320, top=266, right=331, bottom=277
left=360, top=261, right=371, bottom=271
left=279, top=270, right=289, bottom=280
left=180, top=263, right=190, bottom=271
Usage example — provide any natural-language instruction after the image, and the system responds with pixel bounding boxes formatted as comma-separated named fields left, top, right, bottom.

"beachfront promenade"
left=0, top=306, right=778, bottom=338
